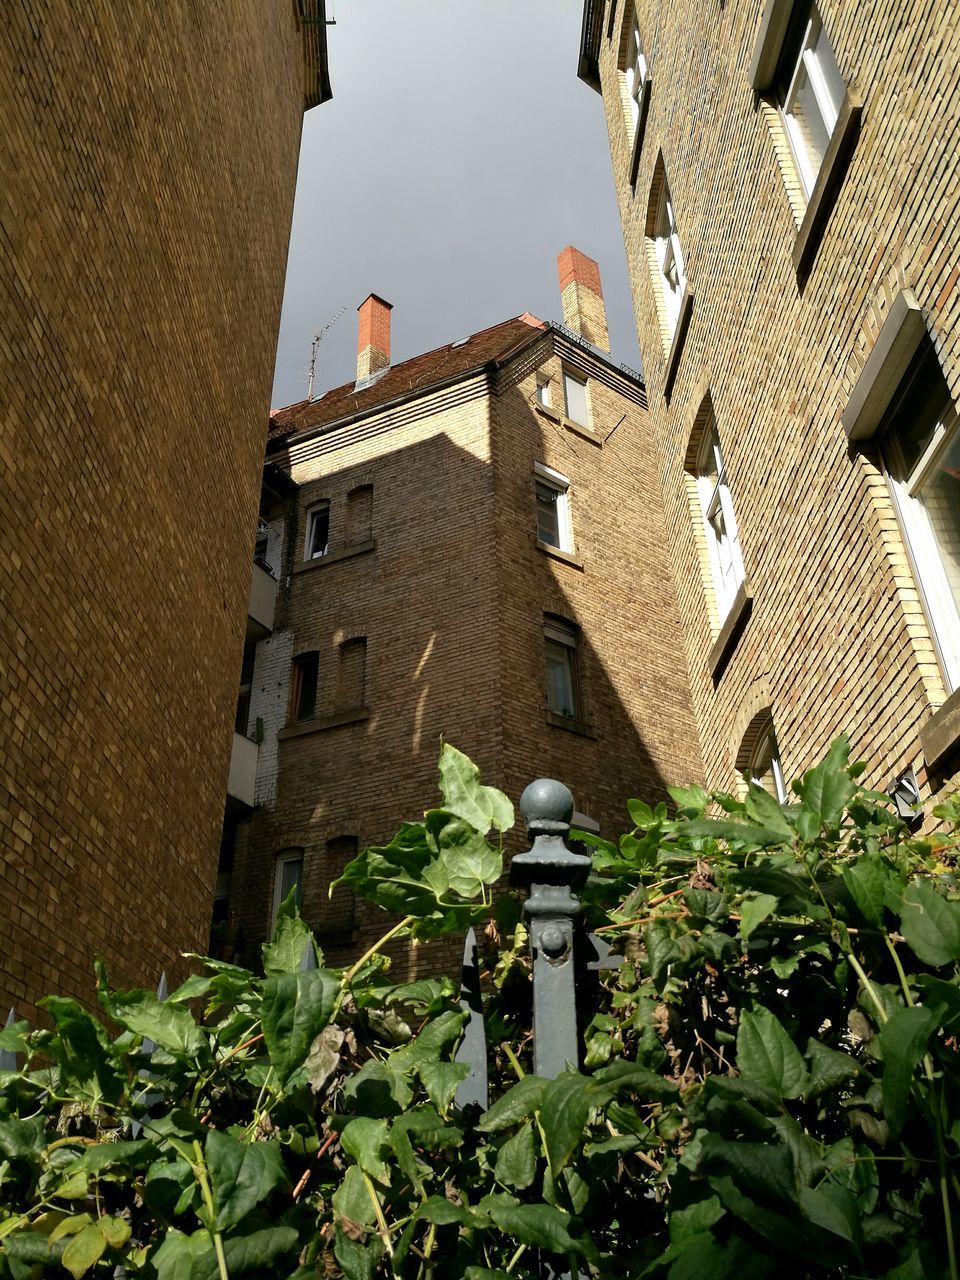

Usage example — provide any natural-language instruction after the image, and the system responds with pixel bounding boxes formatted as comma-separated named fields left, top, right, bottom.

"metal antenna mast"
left=307, top=305, right=346, bottom=399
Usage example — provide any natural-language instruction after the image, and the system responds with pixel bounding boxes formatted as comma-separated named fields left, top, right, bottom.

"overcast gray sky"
left=271, top=0, right=642, bottom=408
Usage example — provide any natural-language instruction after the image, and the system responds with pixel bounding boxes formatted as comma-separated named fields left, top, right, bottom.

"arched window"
left=737, top=711, right=787, bottom=803
left=684, top=393, right=746, bottom=629
left=645, top=158, right=687, bottom=348
left=335, top=637, right=367, bottom=711
left=271, top=847, right=304, bottom=931
left=346, top=485, right=373, bottom=546
left=320, top=836, right=358, bottom=946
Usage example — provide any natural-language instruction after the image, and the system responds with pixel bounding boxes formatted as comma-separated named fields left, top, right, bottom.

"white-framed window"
left=304, top=502, right=330, bottom=560
left=624, top=11, right=648, bottom=133
left=534, top=463, right=574, bottom=554
left=652, top=179, right=687, bottom=338
left=563, top=371, right=589, bottom=427
left=773, top=3, right=845, bottom=200
left=881, top=346, right=960, bottom=692
left=748, top=724, right=788, bottom=802
left=694, top=423, right=745, bottom=623
left=536, top=375, right=552, bottom=408
left=544, top=616, right=581, bottom=720
left=271, top=849, right=304, bottom=930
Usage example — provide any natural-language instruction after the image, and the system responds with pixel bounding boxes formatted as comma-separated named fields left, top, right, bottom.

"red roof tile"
left=268, top=313, right=546, bottom=443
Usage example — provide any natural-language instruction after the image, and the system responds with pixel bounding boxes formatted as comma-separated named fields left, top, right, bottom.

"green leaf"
left=61, top=1223, right=106, bottom=1279
left=38, top=997, right=122, bottom=1105
left=915, top=974, right=960, bottom=1027
left=438, top=743, right=514, bottom=833
left=682, top=818, right=788, bottom=848
left=332, top=1164, right=378, bottom=1229
left=261, top=967, right=338, bottom=1085
left=795, top=736, right=854, bottom=833
left=334, top=1228, right=382, bottom=1280
left=144, top=1157, right=197, bottom=1222
left=206, top=1129, right=289, bottom=1230
left=900, top=880, right=960, bottom=965
left=219, top=1225, right=299, bottom=1276
left=743, top=783, right=794, bottom=839
left=464, top=1269, right=512, bottom=1280
left=262, top=891, right=315, bottom=976
left=419, top=1060, right=468, bottom=1112
left=879, top=1006, right=938, bottom=1137
left=111, top=991, right=206, bottom=1058
left=481, top=1196, right=593, bottom=1259
left=496, top=1120, right=537, bottom=1190
left=0, top=1117, right=43, bottom=1159
left=340, top=1116, right=390, bottom=1185
left=477, top=1076, right=548, bottom=1132
left=843, top=853, right=891, bottom=927
left=50, top=1214, right=93, bottom=1243
left=343, top=1059, right=413, bottom=1117
left=151, top=1228, right=211, bottom=1280
left=668, top=1195, right=725, bottom=1243
left=798, top=1184, right=862, bottom=1256
left=539, top=1072, right=591, bottom=1174
left=667, top=783, right=710, bottom=816
left=805, top=1039, right=859, bottom=1097
left=739, top=892, right=779, bottom=940
left=97, top=1215, right=131, bottom=1249
left=737, top=1008, right=807, bottom=1099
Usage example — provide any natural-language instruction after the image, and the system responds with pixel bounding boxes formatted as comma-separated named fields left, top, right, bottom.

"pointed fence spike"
left=454, top=927, right=488, bottom=1111
left=299, top=939, right=317, bottom=971
left=0, top=1007, right=18, bottom=1072
left=155, top=972, right=168, bottom=1001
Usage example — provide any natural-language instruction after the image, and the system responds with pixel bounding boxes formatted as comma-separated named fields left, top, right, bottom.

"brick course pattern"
left=1, top=1, right=308, bottom=1018
left=232, top=307, right=703, bottom=971
left=586, top=0, right=960, bottom=801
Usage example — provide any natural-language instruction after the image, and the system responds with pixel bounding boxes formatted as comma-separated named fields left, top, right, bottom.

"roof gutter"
left=577, top=0, right=604, bottom=93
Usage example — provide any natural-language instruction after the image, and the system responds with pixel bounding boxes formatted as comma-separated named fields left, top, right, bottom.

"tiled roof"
left=268, top=313, right=546, bottom=444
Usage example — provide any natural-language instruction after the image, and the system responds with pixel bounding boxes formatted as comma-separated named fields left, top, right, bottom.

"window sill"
left=545, top=710, right=596, bottom=739
left=918, top=688, right=960, bottom=772
left=294, top=538, right=376, bottom=575
left=536, top=539, right=584, bottom=571
left=279, top=707, right=370, bottom=740
left=663, top=288, right=694, bottom=403
left=791, top=90, right=862, bottom=286
left=533, top=402, right=599, bottom=442
left=628, top=78, right=651, bottom=191
left=707, top=582, right=753, bottom=682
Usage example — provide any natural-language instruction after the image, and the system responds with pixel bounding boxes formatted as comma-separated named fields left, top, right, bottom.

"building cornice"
left=577, top=0, right=604, bottom=92
left=295, top=0, right=333, bottom=110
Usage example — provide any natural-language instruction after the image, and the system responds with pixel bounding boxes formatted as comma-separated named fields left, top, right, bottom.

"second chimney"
left=557, top=247, right=609, bottom=351
left=356, top=293, right=393, bottom=384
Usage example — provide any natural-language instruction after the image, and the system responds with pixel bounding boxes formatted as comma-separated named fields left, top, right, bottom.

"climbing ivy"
left=0, top=738, right=959, bottom=1279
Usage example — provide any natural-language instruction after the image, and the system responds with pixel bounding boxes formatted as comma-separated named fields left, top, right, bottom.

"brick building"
left=223, top=249, right=702, bottom=967
left=578, top=0, right=960, bottom=803
left=1, top=2, right=331, bottom=1017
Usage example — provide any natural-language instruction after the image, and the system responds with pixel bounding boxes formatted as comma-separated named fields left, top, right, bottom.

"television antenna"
left=307, top=305, right=346, bottom=399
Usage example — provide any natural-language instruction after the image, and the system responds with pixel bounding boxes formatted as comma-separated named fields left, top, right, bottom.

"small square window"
left=291, top=652, right=319, bottom=722
left=534, top=463, right=574, bottom=554
left=305, top=503, right=330, bottom=560
left=544, top=617, right=581, bottom=720
left=563, top=372, right=589, bottom=427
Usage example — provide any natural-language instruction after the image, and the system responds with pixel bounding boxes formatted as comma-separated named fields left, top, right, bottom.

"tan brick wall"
left=234, top=336, right=703, bottom=973
left=593, top=0, right=960, bottom=800
left=0, top=1, right=306, bottom=1018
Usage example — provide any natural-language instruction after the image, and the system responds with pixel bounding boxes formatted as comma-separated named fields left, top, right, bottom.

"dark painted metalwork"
left=0, top=1007, right=17, bottom=1072
left=454, top=927, right=489, bottom=1109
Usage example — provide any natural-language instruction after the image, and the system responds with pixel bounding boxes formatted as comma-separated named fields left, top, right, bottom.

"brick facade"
left=1, top=1, right=322, bottom=1018
left=229, top=277, right=703, bottom=970
left=582, top=0, right=960, bottom=802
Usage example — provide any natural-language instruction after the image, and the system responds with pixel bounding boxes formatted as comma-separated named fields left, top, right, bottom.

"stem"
left=192, top=1139, right=229, bottom=1280
left=339, top=916, right=415, bottom=996
left=884, top=936, right=915, bottom=1008
left=846, top=952, right=888, bottom=1026
left=502, top=1043, right=525, bottom=1080
left=361, top=1170, right=394, bottom=1262
left=934, top=1098, right=958, bottom=1280
left=505, top=1242, right=527, bottom=1273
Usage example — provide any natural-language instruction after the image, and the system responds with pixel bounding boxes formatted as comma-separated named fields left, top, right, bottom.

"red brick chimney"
left=557, top=247, right=609, bottom=351
left=356, top=293, right=393, bottom=382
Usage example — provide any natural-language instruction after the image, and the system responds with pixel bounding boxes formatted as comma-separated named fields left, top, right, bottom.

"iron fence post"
left=510, top=777, right=592, bottom=1079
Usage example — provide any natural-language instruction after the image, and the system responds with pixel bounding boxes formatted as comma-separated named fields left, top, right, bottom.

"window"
left=563, top=371, right=589, bottom=427
left=271, top=849, right=304, bottom=931
left=536, top=375, right=552, bottom=408
left=291, top=652, right=319, bottom=722
left=346, top=485, right=373, bottom=546
left=652, top=178, right=687, bottom=339
left=624, top=11, right=648, bottom=133
left=881, top=345, right=960, bottom=692
left=320, top=836, right=358, bottom=943
left=693, top=420, right=745, bottom=624
left=335, top=637, right=367, bottom=711
left=544, top=617, right=581, bottom=720
left=235, top=641, right=256, bottom=736
left=305, top=502, right=330, bottom=560
left=772, top=2, right=845, bottom=201
left=747, top=725, right=788, bottom=802
left=534, top=464, right=574, bottom=554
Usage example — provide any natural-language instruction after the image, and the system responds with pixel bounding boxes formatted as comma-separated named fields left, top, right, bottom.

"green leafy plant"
left=0, top=739, right=958, bottom=1279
